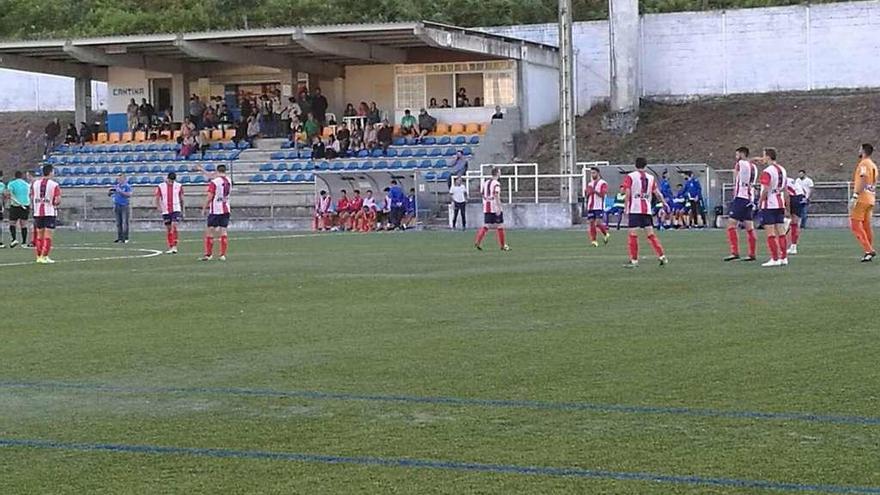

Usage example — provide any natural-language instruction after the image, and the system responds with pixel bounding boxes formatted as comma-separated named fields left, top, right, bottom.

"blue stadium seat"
left=73, top=167, right=85, bottom=175
left=265, top=173, right=278, bottom=182
left=405, top=137, right=417, bottom=146
left=194, top=175, right=206, bottom=184
left=422, top=137, right=436, bottom=146
left=418, top=160, right=433, bottom=169
left=453, top=136, right=467, bottom=145
left=124, top=166, right=137, bottom=174
left=438, top=171, right=452, bottom=181
left=59, top=167, right=72, bottom=176
left=122, top=155, right=134, bottom=163
left=424, top=172, right=436, bottom=181
left=108, top=145, right=121, bottom=153
left=237, top=141, right=250, bottom=150
left=357, top=149, right=369, bottom=158
left=187, top=154, right=200, bottom=161
left=399, top=148, right=413, bottom=158
left=392, top=137, right=406, bottom=146
left=275, top=163, right=288, bottom=172
left=345, top=162, right=359, bottom=171
left=435, top=159, right=448, bottom=168
left=101, top=177, right=113, bottom=186
left=405, top=160, right=419, bottom=169
left=390, top=160, right=403, bottom=170
left=251, top=174, right=263, bottom=183
left=150, top=165, right=162, bottom=174
left=98, top=166, right=110, bottom=175
left=210, top=142, right=223, bottom=151
left=164, top=165, right=176, bottom=174
left=429, top=148, right=442, bottom=157
left=331, top=162, right=345, bottom=171
left=120, top=144, right=133, bottom=153
left=147, top=144, right=161, bottom=152
left=137, top=165, right=149, bottom=174
left=413, top=148, right=427, bottom=158
left=62, top=178, right=75, bottom=187
left=177, top=165, right=189, bottom=173
left=153, top=176, right=163, bottom=184
left=204, top=164, right=216, bottom=172
left=462, top=147, right=473, bottom=156
left=386, top=148, right=398, bottom=158
left=374, top=160, right=388, bottom=169
left=281, top=140, right=292, bottom=149
left=148, top=153, right=161, bottom=162
left=303, top=173, right=315, bottom=182
left=109, top=154, right=122, bottom=163
left=444, top=148, right=457, bottom=156
left=438, top=136, right=452, bottom=146
left=371, top=149, right=384, bottom=158
left=285, top=151, right=299, bottom=160
left=289, top=162, right=303, bottom=171
left=314, top=161, right=329, bottom=171
left=300, top=149, right=312, bottom=159
left=160, top=143, right=174, bottom=152
left=360, top=161, right=373, bottom=170
left=173, top=154, right=186, bottom=162
left=223, top=142, right=237, bottom=150
left=74, top=178, right=86, bottom=186
left=87, top=178, right=99, bottom=186
left=111, top=165, right=123, bottom=174
left=259, top=163, right=273, bottom=172
left=140, top=176, right=152, bottom=185
left=293, top=174, right=306, bottom=182
left=133, top=144, right=146, bottom=152
left=270, top=152, right=285, bottom=160
left=469, top=135, right=480, bottom=145
left=85, top=166, right=97, bottom=175
left=180, top=175, right=192, bottom=184
left=280, top=173, right=292, bottom=182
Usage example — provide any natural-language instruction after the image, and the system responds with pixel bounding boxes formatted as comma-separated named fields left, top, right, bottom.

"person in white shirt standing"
left=155, top=172, right=184, bottom=254
left=449, top=177, right=468, bottom=230
left=623, top=158, right=668, bottom=268
left=795, top=169, right=814, bottom=229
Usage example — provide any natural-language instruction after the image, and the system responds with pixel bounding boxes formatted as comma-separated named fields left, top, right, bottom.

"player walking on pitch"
left=200, top=164, right=231, bottom=261
left=755, top=148, right=790, bottom=267
left=623, top=158, right=668, bottom=268
left=30, top=164, right=61, bottom=264
left=724, top=147, right=758, bottom=262
left=474, top=167, right=510, bottom=251
left=155, top=172, right=184, bottom=254
left=849, top=143, right=877, bottom=262
left=584, top=167, right=610, bottom=247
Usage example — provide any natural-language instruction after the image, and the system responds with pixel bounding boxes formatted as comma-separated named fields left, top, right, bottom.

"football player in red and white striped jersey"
left=30, top=164, right=61, bottom=264
left=755, top=148, right=790, bottom=267
left=200, top=164, right=231, bottom=261
left=724, top=147, right=758, bottom=262
left=623, top=158, right=668, bottom=268
left=584, top=167, right=610, bottom=247
left=474, top=167, right=510, bottom=251
left=155, top=172, right=184, bottom=254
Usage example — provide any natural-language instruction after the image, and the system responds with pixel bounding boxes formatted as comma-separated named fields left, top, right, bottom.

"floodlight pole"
left=558, top=0, right=577, bottom=202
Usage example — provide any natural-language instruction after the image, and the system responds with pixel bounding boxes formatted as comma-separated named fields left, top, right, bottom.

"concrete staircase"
left=470, top=108, right=519, bottom=166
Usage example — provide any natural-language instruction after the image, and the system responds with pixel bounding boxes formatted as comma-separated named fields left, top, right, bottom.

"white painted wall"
left=522, top=61, right=560, bottom=128
left=0, top=68, right=106, bottom=111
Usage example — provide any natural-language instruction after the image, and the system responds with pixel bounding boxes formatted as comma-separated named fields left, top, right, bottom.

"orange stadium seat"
left=434, top=123, right=449, bottom=135
left=96, top=132, right=108, bottom=143
left=223, top=129, right=236, bottom=140
left=200, top=130, right=211, bottom=142
left=210, top=129, right=224, bottom=141
left=108, top=132, right=121, bottom=143
left=450, top=123, right=465, bottom=135
left=159, top=130, right=172, bottom=141
left=465, top=123, right=480, bottom=134
left=121, top=132, right=133, bottom=142
left=478, top=123, right=490, bottom=134
left=134, top=131, right=146, bottom=142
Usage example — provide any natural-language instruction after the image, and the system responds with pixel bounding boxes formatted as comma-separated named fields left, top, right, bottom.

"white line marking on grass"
left=0, top=247, right=162, bottom=268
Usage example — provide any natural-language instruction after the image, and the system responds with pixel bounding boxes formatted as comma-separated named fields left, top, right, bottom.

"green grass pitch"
left=1, top=228, right=878, bottom=494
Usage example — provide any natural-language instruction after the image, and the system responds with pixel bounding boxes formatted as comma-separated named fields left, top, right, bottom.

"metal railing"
left=467, top=162, right=610, bottom=204
left=720, top=180, right=874, bottom=216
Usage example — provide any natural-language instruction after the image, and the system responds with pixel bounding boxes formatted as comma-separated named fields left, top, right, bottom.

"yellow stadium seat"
left=121, top=132, right=133, bottom=142
left=134, top=131, right=146, bottom=142
left=108, top=132, right=121, bottom=143
left=210, top=129, right=224, bottom=141
left=464, top=123, right=480, bottom=134
left=434, top=123, right=449, bottom=135
left=478, top=123, right=490, bottom=134
left=450, top=123, right=466, bottom=135
left=159, top=130, right=172, bottom=141
left=96, top=132, right=108, bottom=143
left=223, top=129, right=236, bottom=140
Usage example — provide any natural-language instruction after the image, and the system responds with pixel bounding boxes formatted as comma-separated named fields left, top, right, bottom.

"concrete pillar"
left=605, top=0, right=640, bottom=134
left=279, top=69, right=296, bottom=99
left=74, top=77, right=91, bottom=126
left=171, top=72, right=191, bottom=122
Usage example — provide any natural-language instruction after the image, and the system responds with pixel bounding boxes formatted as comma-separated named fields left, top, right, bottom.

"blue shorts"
left=628, top=213, right=654, bottom=228
left=789, top=196, right=805, bottom=217
left=484, top=212, right=504, bottom=225
left=728, top=198, right=754, bottom=222
left=34, top=216, right=56, bottom=229
left=163, top=212, right=182, bottom=225
left=584, top=209, right=604, bottom=220
left=608, top=207, right=624, bottom=215
left=207, top=213, right=230, bottom=228
left=760, top=208, right=785, bottom=226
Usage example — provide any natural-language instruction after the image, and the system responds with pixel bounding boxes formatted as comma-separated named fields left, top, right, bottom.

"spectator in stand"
left=363, top=124, right=377, bottom=150
left=288, top=97, right=302, bottom=123
left=449, top=177, right=468, bottom=230
left=377, top=121, right=393, bottom=152
left=417, top=108, right=437, bottom=140
left=312, top=136, right=326, bottom=159
left=400, top=110, right=418, bottom=137
left=139, top=98, right=154, bottom=130
left=343, top=103, right=357, bottom=117
left=456, top=88, right=470, bottom=107
left=218, top=105, right=232, bottom=130
left=304, top=113, right=320, bottom=142
left=296, top=88, right=312, bottom=118
left=492, top=106, right=504, bottom=120
left=64, top=123, right=78, bottom=144
left=293, top=125, right=308, bottom=149
left=43, top=118, right=61, bottom=157
left=246, top=114, right=261, bottom=146
left=367, top=101, right=381, bottom=125
left=126, top=99, right=139, bottom=132
left=189, top=95, right=205, bottom=129
left=259, top=95, right=274, bottom=136
left=357, top=101, right=369, bottom=117
left=402, top=188, right=417, bottom=229
left=240, top=97, right=252, bottom=121
left=311, top=87, right=328, bottom=125
left=110, top=174, right=132, bottom=243
left=326, top=135, right=341, bottom=159
left=451, top=150, right=469, bottom=177
left=202, top=105, right=217, bottom=129
left=179, top=117, right=197, bottom=158
left=78, top=122, right=92, bottom=145
left=473, top=97, right=482, bottom=107
left=796, top=169, right=815, bottom=228
left=272, top=90, right=284, bottom=136
left=429, top=98, right=438, bottom=109
left=441, top=98, right=451, bottom=108
left=336, top=122, right=351, bottom=154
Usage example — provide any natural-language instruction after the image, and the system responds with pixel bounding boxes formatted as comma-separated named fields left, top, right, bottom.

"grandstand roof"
left=0, top=22, right=558, bottom=81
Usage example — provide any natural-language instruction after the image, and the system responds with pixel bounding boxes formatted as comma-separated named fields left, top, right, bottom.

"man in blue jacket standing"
left=388, top=180, right=406, bottom=230
left=683, top=171, right=705, bottom=228
left=110, top=174, right=133, bottom=243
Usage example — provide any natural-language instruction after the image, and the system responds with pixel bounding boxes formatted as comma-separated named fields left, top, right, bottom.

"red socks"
left=166, top=231, right=174, bottom=248
left=597, top=223, right=608, bottom=235
left=34, top=238, right=43, bottom=258
left=589, top=223, right=597, bottom=242
left=204, top=236, right=214, bottom=256
left=766, top=235, right=779, bottom=260
left=647, top=233, right=664, bottom=257
left=726, top=227, right=739, bottom=256
left=777, top=235, right=787, bottom=260
left=746, top=229, right=756, bottom=258
left=475, top=226, right=488, bottom=246
left=220, top=235, right=228, bottom=256
left=42, top=238, right=52, bottom=257
left=497, top=228, right=506, bottom=248
left=790, top=224, right=799, bottom=244
left=628, top=234, right=639, bottom=261
left=172, top=226, right=178, bottom=247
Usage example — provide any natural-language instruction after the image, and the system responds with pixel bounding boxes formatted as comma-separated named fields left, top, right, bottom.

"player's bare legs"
left=626, top=226, right=666, bottom=268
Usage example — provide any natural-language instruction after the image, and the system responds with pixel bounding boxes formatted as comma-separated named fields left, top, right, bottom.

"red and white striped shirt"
left=155, top=181, right=184, bottom=215
left=786, top=177, right=806, bottom=197
left=207, top=176, right=231, bottom=215
left=622, top=170, right=657, bottom=215
left=30, top=178, right=61, bottom=217
left=482, top=178, right=502, bottom=214
left=734, top=159, right=758, bottom=201
left=759, top=163, right=787, bottom=209
left=585, top=178, right=608, bottom=211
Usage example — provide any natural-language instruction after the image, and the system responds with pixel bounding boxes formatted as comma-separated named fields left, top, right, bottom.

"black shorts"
left=484, top=212, right=504, bottom=225
left=584, top=209, right=604, bottom=220
left=789, top=196, right=805, bottom=217
left=9, top=206, right=29, bottom=222
left=628, top=213, right=654, bottom=228
left=728, top=198, right=755, bottom=222
left=163, top=212, right=182, bottom=225
left=760, top=208, right=786, bottom=226
left=206, top=213, right=230, bottom=228
left=33, top=216, right=57, bottom=229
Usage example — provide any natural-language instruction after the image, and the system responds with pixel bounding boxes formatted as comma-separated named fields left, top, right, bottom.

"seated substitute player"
left=200, top=164, right=231, bottom=261
left=357, top=190, right=377, bottom=232
left=584, top=167, right=610, bottom=247
left=623, top=157, right=668, bottom=268
left=314, top=190, right=332, bottom=231
left=850, top=143, right=877, bottom=262
left=402, top=188, right=417, bottom=229
left=333, top=189, right=350, bottom=232
left=155, top=172, right=184, bottom=254
left=348, top=190, right=364, bottom=230
left=785, top=175, right=807, bottom=255
left=378, top=187, right=392, bottom=231
left=474, top=167, right=510, bottom=251
left=724, top=146, right=758, bottom=262
left=755, top=148, right=790, bottom=267
left=30, top=164, right=62, bottom=264
left=671, top=184, right=687, bottom=229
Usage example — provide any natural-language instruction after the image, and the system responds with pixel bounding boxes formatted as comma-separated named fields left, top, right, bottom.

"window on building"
left=483, top=72, right=516, bottom=107
left=426, top=74, right=453, bottom=109
left=395, top=74, right=425, bottom=111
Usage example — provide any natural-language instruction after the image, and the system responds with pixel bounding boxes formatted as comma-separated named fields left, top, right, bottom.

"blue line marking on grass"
left=1, top=380, right=879, bottom=427
left=2, top=437, right=879, bottom=494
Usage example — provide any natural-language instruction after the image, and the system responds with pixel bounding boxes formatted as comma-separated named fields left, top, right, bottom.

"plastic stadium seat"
left=424, top=172, right=436, bottom=181
left=356, top=149, right=369, bottom=158
left=386, top=148, right=399, bottom=158
left=392, top=137, right=406, bottom=146
left=259, top=163, right=273, bottom=172
left=101, top=177, right=113, bottom=186
left=205, top=164, right=216, bottom=172
left=96, top=133, right=109, bottom=144
left=173, top=154, right=186, bottom=162
left=265, top=174, right=278, bottom=183
left=405, top=160, right=419, bottom=169
left=439, top=136, right=452, bottom=146
left=224, top=142, right=237, bottom=151
left=210, top=142, right=223, bottom=151
left=147, top=144, right=161, bottom=152
left=251, top=174, right=263, bottom=183
left=62, top=178, right=74, bottom=187
left=134, top=144, right=146, bottom=152
left=289, top=162, right=303, bottom=171
left=108, top=133, right=121, bottom=143
left=390, top=160, right=403, bottom=170
left=398, top=149, right=412, bottom=158
left=160, top=143, right=174, bottom=152
left=122, top=155, right=134, bottom=163
left=462, top=147, right=473, bottom=156
left=194, top=176, right=206, bottom=184
left=419, top=160, right=433, bottom=169
left=150, top=165, right=162, bottom=174
left=360, top=161, right=373, bottom=170
left=422, top=137, right=437, bottom=146
left=300, top=149, right=313, bottom=159
left=374, top=160, right=388, bottom=170
left=177, top=165, right=189, bottom=173
left=345, top=162, right=359, bottom=171
left=331, top=162, right=344, bottom=171
left=439, top=171, right=452, bottom=181
left=280, top=151, right=295, bottom=160
left=275, top=163, right=288, bottom=172
left=281, top=141, right=292, bottom=149
left=210, top=130, right=224, bottom=141
left=84, top=166, right=97, bottom=174
left=467, top=123, right=482, bottom=134
left=180, top=176, right=192, bottom=184
left=86, top=178, right=98, bottom=186
left=111, top=166, right=123, bottom=174
left=110, top=155, right=123, bottom=163
left=315, top=161, right=330, bottom=171
left=237, top=141, right=250, bottom=150
left=164, top=165, right=176, bottom=174
left=97, top=166, right=109, bottom=175
left=371, top=149, right=384, bottom=158
left=404, top=137, right=416, bottom=146
left=280, top=173, right=292, bottom=182
left=429, top=148, right=442, bottom=157
left=444, top=148, right=457, bottom=156
left=453, top=136, right=467, bottom=145
left=58, top=167, right=71, bottom=176
left=137, top=165, right=149, bottom=174
left=108, top=145, right=120, bottom=153
left=303, top=173, right=315, bottom=182
left=73, top=167, right=85, bottom=175
left=124, top=166, right=137, bottom=174
left=187, top=154, right=201, bottom=161
left=293, top=174, right=306, bottom=182
left=435, top=159, right=448, bottom=168
left=152, top=176, right=163, bottom=185
left=75, top=178, right=86, bottom=186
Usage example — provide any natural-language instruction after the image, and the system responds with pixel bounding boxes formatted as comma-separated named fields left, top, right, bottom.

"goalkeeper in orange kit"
left=850, top=143, right=877, bottom=262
